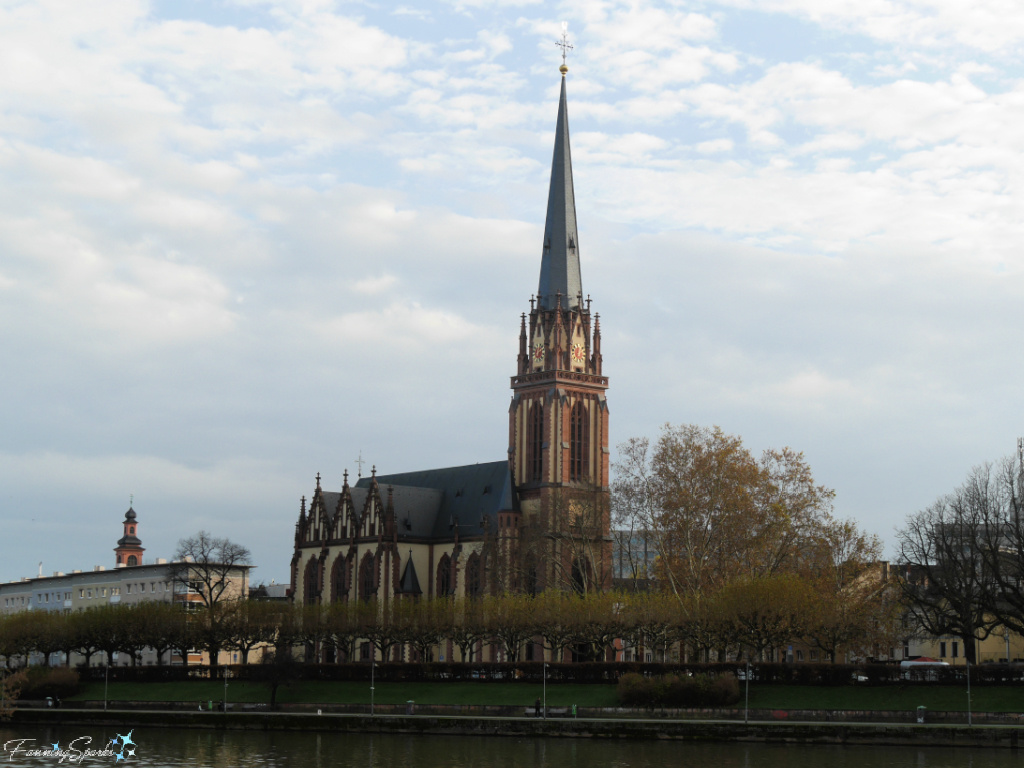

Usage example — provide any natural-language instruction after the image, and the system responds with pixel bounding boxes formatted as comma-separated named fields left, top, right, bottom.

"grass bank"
left=68, top=681, right=618, bottom=707
left=65, top=681, right=1022, bottom=713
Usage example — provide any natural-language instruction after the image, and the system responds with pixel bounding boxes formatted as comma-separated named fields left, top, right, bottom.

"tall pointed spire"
left=537, top=66, right=582, bottom=311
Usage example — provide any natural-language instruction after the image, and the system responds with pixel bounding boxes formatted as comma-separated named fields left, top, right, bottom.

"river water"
left=3, top=725, right=1024, bottom=767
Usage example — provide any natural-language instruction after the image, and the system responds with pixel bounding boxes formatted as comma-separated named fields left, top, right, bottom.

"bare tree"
left=897, top=467, right=998, bottom=664
left=976, top=449, right=1024, bottom=646
left=170, top=531, right=252, bottom=667
left=171, top=531, right=252, bottom=609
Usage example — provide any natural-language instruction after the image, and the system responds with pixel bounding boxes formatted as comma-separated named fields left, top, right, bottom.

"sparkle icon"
left=51, top=743, right=59, bottom=751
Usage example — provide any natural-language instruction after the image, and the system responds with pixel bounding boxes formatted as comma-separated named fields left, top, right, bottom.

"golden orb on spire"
left=559, top=64, right=568, bottom=75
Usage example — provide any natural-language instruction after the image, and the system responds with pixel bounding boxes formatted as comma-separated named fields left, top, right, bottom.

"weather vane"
left=556, top=21, right=572, bottom=70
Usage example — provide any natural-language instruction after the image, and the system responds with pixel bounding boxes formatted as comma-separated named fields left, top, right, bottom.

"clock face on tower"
left=533, top=343, right=545, bottom=361
left=571, top=343, right=585, bottom=363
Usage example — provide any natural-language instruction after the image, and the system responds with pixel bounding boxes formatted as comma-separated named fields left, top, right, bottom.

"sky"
left=2, top=0, right=1023, bottom=586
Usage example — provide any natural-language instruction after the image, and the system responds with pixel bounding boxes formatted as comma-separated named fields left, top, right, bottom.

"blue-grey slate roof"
left=537, top=74, right=582, bottom=311
left=356, top=460, right=516, bottom=540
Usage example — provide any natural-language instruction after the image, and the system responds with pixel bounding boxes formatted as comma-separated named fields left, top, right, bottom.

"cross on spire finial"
left=356, top=451, right=365, bottom=478
left=129, top=493, right=133, bottom=507
left=556, top=21, right=572, bottom=72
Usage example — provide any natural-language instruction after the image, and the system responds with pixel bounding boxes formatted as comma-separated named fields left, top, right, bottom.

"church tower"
left=114, top=505, right=145, bottom=567
left=508, top=56, right=611, bottom=593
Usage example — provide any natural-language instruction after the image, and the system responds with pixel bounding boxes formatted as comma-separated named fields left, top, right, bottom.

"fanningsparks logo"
left=3, top=731, right=138, bottom=763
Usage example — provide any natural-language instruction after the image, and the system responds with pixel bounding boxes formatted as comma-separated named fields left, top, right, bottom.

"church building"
left=289, top=62, right=611, bottom=621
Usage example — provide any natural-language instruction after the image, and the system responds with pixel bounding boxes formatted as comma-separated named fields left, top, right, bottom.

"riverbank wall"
left=10, top=707, right=1024, bottom=749
left=16, top=699, right=1024, bottom=725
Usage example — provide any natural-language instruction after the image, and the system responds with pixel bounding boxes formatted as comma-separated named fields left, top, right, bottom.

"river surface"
left=3, top=725, right=1024, bottom=767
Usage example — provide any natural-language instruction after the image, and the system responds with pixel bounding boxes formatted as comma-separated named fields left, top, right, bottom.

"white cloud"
left=352, top=274, right=398, bottom=295
left=719, top=0, right=1024, bottom=51
left=696, top=138, right=734, bottom=154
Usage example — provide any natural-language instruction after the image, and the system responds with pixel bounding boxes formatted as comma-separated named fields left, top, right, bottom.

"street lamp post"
left=371, top=656, right=375, bottom=717
left=104, top=664, right=109, bottom=712
left=744, top=660, right=750, bottom=724
left=543, top=661, right=548, bottom=719
left=967, top=658, right=972, bottom=727
left=223, top=669, right=229, bottom=713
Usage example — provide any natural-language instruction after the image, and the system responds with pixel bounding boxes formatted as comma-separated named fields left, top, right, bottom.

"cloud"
left=352, top=274, right=399, bottom=295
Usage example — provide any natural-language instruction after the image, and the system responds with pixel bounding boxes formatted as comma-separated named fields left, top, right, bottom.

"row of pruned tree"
left=897, top=445, right=1024, bottom=664
left=0, top=577, right=899, bottom=669
left=0, top=600, right=288, bottom=669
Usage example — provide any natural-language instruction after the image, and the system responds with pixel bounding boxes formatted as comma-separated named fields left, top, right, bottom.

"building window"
left=436, top=554, right=452, bottom=597
left=524, top=558, right=538, bottom=597
left=952, top=642, right=959, bottom=658
left=940, top=642, right=947, bottom=658
left=569, top=401, right=589, bottom=482
left=127, top=584, right=132, bottom=594
left=570, top=558, right=588, bottom=595
left=527, top=402, right=543, bottom=482
left=304, top=557, right=319, bottom=605
left=359, top=554, right=375, bottom=603
left=79, top=589, right=84, bottom=599
left=331, top=557, right=348, bottom=603
left=127, top=555, right=138, bottom=566
left=465, top=554, right=482, bottom=599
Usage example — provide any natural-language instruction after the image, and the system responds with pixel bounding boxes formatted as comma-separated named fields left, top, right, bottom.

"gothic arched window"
left=466, top=553, right=482, bottom=599
left=570, top=401, right=589, bottom=482
left=303, top=557, right=319, bottom=605
left=359, top=554, right=376, bottom=603
left=527, top=402, right=544, bottom=482
left=571, top=557, right=589, bottom=596
left=330, top=557, right=348, bottom=603
left=436, top=554, right=452, bottom=597
left=524, top=558, right=538, bottom=597
left=127, top=555, right=138, bottom=567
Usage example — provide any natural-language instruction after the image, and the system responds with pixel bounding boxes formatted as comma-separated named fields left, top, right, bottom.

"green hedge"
left=71, top=661, right=1021, bottom=686
left=617, top=672, right=740, bottom=707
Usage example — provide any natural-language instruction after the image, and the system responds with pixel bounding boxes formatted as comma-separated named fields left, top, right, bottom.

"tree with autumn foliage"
left=482, top=593, right=536, bottom=661
left=801, top=519, right=892, bottom=662
left=613, top=425, right=838, bottom=600
left=446, top=597, right=488, bottom=662
left=714, top=574, right=811, bottom=661
left=612, top=423, right=888, bottom=661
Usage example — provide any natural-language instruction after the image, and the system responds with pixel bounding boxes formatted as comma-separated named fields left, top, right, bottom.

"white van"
left=900, top=658, right=950, bottom=681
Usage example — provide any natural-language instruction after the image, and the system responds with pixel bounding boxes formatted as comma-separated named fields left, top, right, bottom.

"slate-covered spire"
left=537, top=69, right=582, bottom=311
